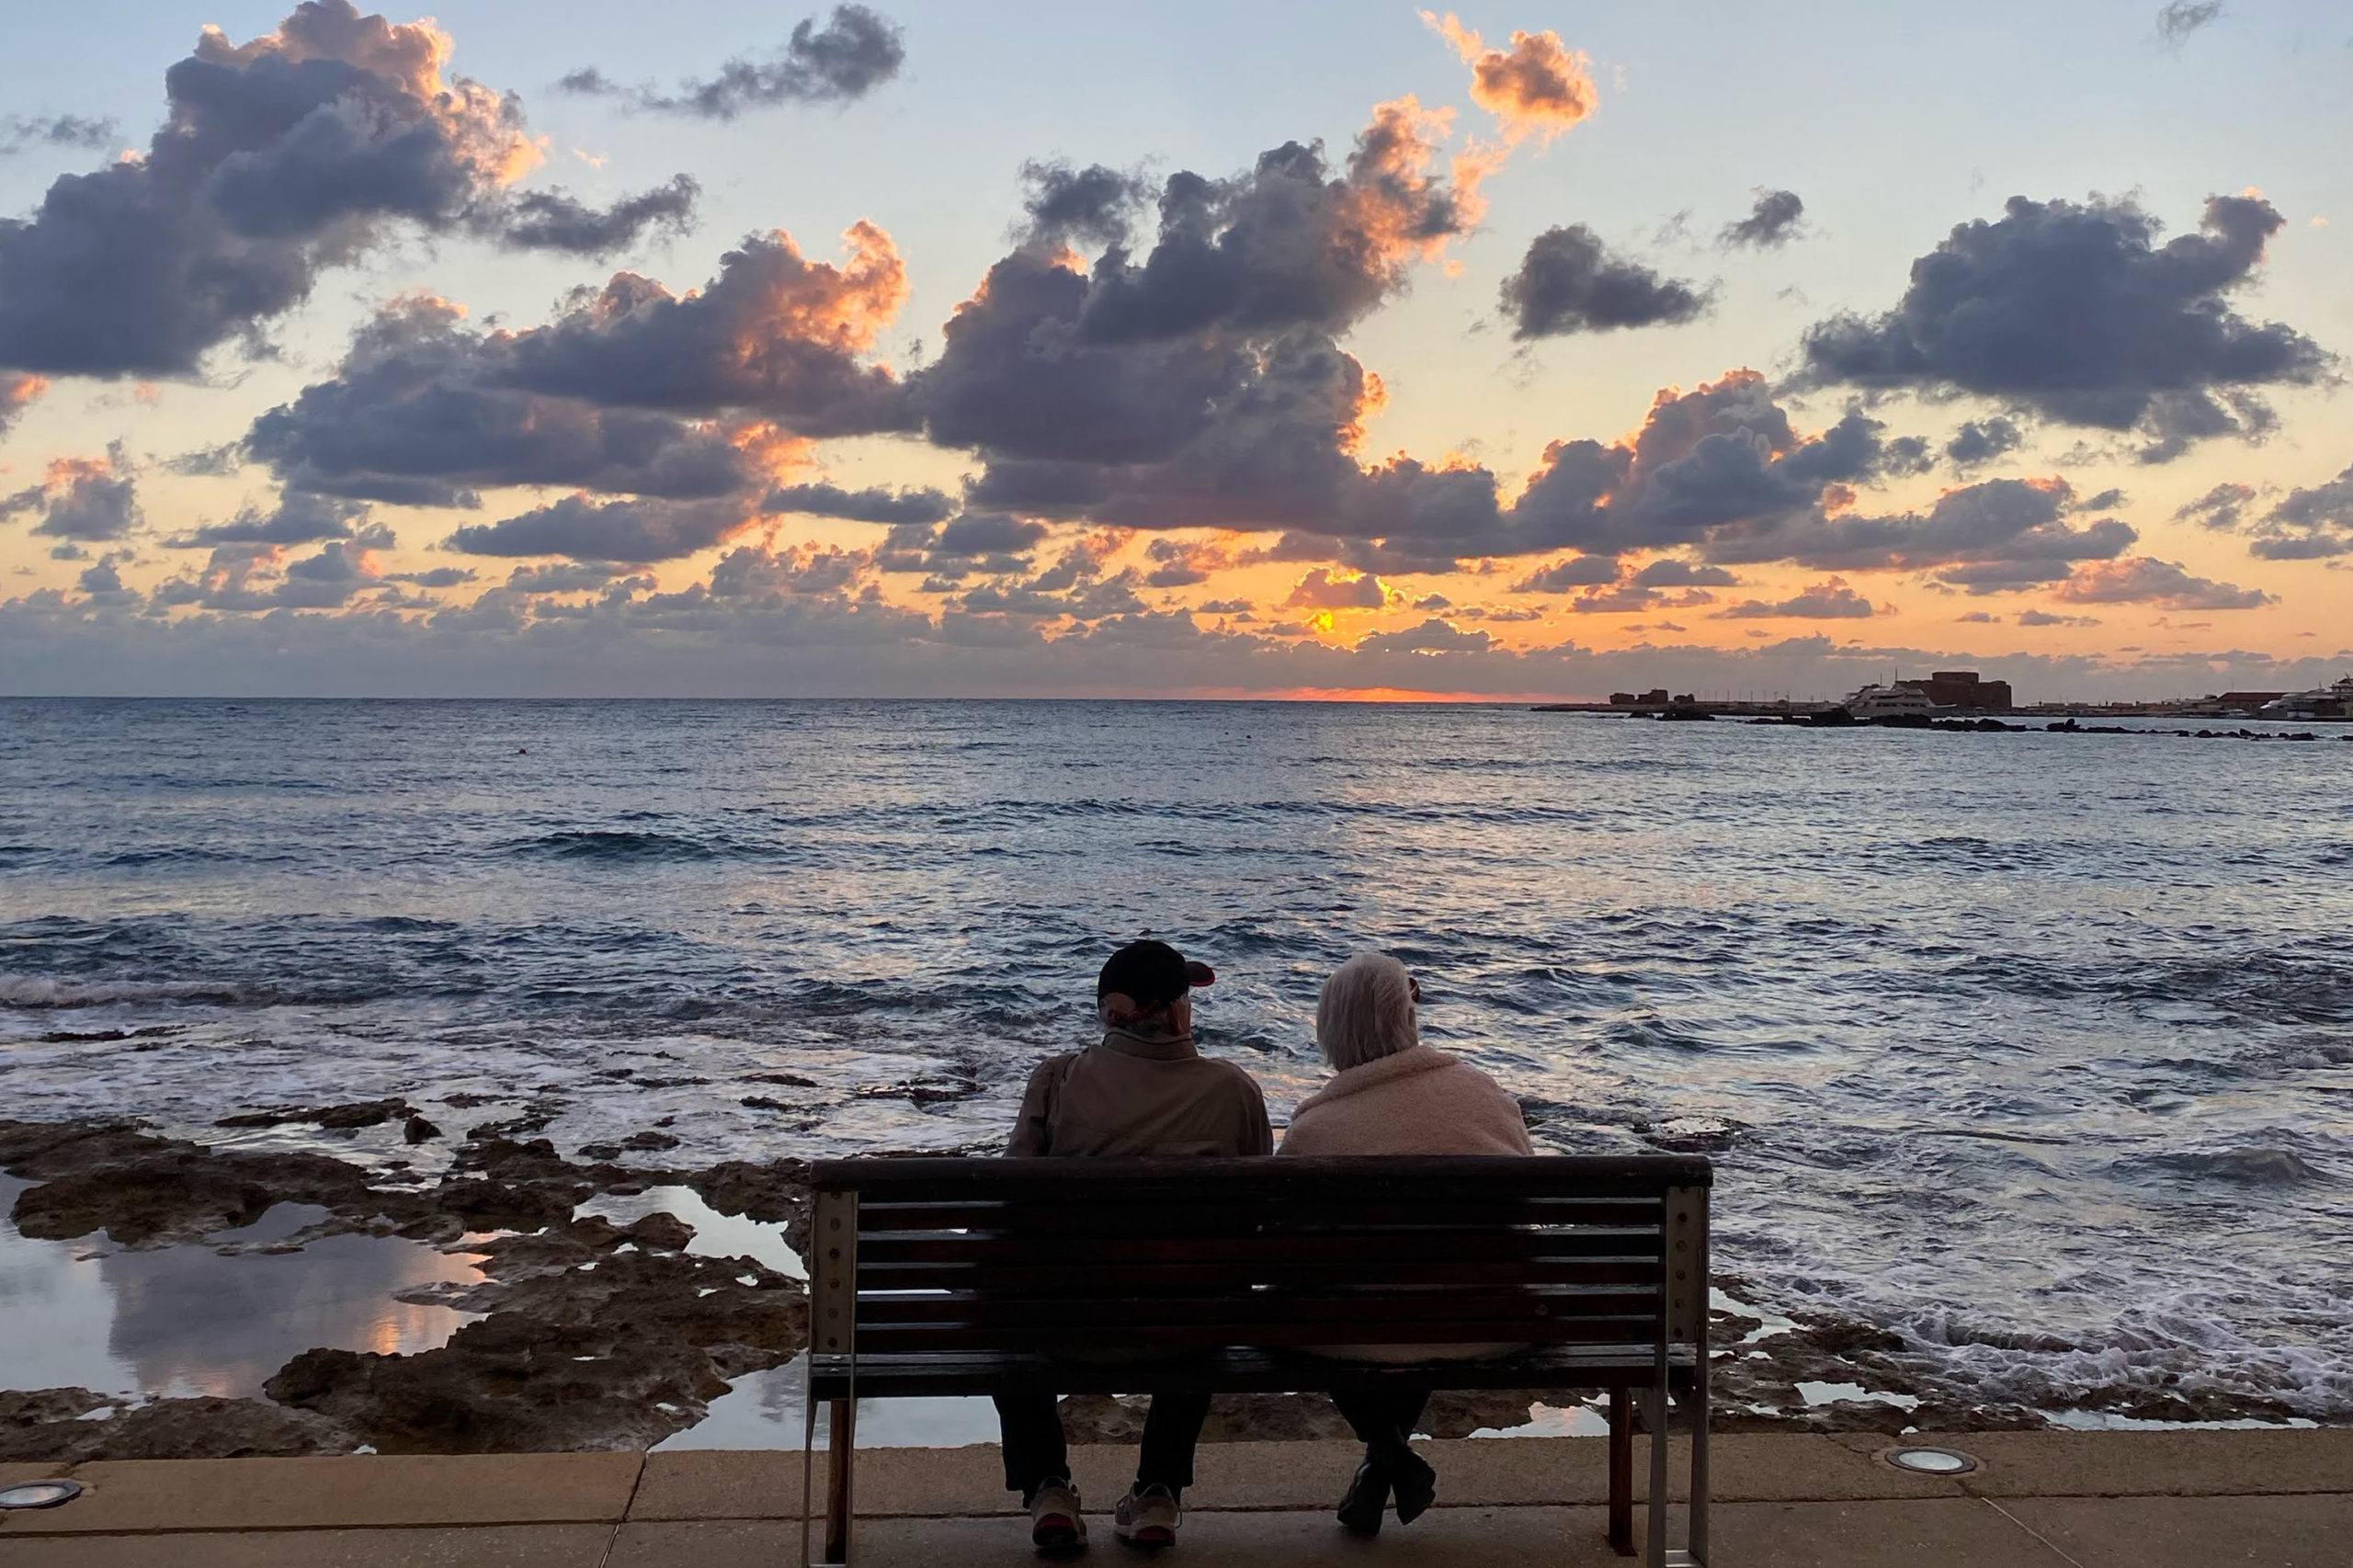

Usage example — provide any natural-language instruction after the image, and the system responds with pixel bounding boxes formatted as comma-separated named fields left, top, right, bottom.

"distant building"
left=2210, top=690, right=2290, bottom=716
left=1897, top=670, right=2013, bottom=710
left=1639, top=688, right=1670, bottom=705
left=1670, top=693, right=1696, bottom=706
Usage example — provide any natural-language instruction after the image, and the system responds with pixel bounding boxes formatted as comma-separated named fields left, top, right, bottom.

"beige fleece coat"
left=1279, top=1044, right=1534, bottom=1362
left=1279, top=1044, right=1533, bottom=1159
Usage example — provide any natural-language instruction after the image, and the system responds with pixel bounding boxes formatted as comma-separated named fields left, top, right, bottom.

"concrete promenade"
left=3, top=1429, right=2348, bottom=1566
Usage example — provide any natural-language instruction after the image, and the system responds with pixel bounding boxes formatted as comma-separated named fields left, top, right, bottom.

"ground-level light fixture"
left=0, top=1480, right=85, bottom=1509
left=1881, top=1447, right=1979, bottom=1475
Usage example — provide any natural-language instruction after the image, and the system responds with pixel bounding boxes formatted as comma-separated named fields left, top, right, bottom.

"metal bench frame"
left=801, top=1155, right=1711, bottom=1567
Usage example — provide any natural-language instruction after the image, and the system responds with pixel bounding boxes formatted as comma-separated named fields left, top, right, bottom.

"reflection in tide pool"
left=575, top=1186, right=804, bottom=1279
left=0, top=1176, right=482, bottom=1400
left=657, top=1353, right=1000, bottom=1450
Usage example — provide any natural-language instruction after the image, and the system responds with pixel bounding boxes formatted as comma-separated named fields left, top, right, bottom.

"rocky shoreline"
left=0, top=1113, right=2311, bottom=1462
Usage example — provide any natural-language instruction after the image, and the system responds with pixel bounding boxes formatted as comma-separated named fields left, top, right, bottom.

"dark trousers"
left=1332, top=1385, right=1430, bottom=1460
left=994, top=1392, right=1214, bottom=1501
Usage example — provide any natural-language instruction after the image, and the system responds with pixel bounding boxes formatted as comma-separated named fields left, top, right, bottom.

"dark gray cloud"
left=1946, top=416, right=2025, bottom=469
left=490, top=176, right=699, bottom=256
left=935, top=511, right=1049, bottom=556
left=1702, top=475, right=2136, bottom=591
left=1353, top=618, right=1495, bottom=654
left=388, top=565, right=476, bottom=589
left=2155, top=2, right=2224, bottom=47
left=1721, top=188, right=1805, bottom=249
left=1502, top=225, right=1711, bottom=337
left=0, top=115, right=118, bottom=155
left=1511, top=555, right=1620, bottom=593
left=247, top=298, right=767, bottom=506
left=2052, top=555, right=2271, bottom=608
left=558, top=6, right=904, bottom=119
left=1630, top=558, right=1740, bottom=587
left=0, top=449, right=141, bottom=540
left=165, top=491, right=380, bottom=548
left=494, top=226, right=915, bottom=435
left=446, top=495, right=756, bottom=562
left=0, top=372, right=43, bottom=436
left=1019, top=161, right=1149, bottom=249
left=0, top=2, right=585, bottom=379
left=2246, top=464, right=2353, bottom=559
left=1799, top=194, right=2329, bottom=461
left=767, top=482, right=953, bottom=526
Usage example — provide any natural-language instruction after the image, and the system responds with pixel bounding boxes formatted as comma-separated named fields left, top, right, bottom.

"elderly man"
left=995, top=938, right=1271, bottom=1554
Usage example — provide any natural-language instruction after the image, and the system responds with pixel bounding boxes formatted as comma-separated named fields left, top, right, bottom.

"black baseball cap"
left=1097, top=939, right=1215, bottom=1007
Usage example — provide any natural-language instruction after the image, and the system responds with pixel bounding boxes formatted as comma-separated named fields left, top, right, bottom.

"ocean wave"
left=505, top=830, right=725, bottom=863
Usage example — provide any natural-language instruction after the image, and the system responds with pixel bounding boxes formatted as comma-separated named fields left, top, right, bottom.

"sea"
left=2, top=697, right=2348, bottom=1427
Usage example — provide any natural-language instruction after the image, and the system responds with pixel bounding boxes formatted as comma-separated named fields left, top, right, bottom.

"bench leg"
left=1607, top=1387, right=1634, bottom=1556
left=824, top=1397, right=858, bottom=1565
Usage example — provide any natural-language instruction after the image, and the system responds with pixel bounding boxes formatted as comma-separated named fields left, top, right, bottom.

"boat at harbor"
left=1840, top=683, right=1938, bottom=721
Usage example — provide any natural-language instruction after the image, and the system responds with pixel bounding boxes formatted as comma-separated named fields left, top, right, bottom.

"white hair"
left=1316, top=951, right=1419, bottom=1071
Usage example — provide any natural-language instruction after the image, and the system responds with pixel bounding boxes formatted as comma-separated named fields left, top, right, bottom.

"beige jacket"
left=1008, top=1028, right=1272, bottom=1158
left=1279, top=1044, right=1533, bottom=1362
left=1279, top=1044, right=1534, bottom=1159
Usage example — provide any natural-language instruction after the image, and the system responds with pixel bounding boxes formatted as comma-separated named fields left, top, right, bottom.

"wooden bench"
left=802, top=1154, right=1712, bottom=1567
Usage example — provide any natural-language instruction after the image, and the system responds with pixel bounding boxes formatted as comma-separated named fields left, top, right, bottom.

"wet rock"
left=621, top=1131, right=682, bottom=1152
left=215, top=1099, right=415, bottom=1131
left=1, top=1388, right=357, bottom=1462
left=0, top=1119, right=434, bottom=1248
left=404, top=1116, right=442, bottom=1145
left=688, top=1158, right=813, bottom=1256
left=267, top=1216, right=807, bottom=1452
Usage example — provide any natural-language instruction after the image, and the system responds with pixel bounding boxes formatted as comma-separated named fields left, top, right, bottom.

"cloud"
left=1353, top=616, right=1495, bottom=654
left=1945, top=416, right=2025, bottom=469
left=1721, top=188, right=1805, bottom=249
left=2052, top=556, right=2271, bottom=608
left=246, top=299, right=765, bottom=506
left=0, top=448, right=141, bottom=540
left=0, top=2, right=561, bottom=379
left=0, top=372, right=45, bottom=436
left=1142, top=538, right=1231, bottom=588
left=1501, top=225, right=1710, bottom=337
left=766, top=481, right=953, bottom=526
left=1512, top=555, right=1620, bottom=593
left=2174, top=481, right=2258, bottom=532
left=2017, top=608, right=2101, bottom=627
left=2155, top=2, right=2224, bottom=47
left=1629, top=558, right=1740, bottom=587
left=249, top=224, right=911, bottom=505
left=558, top=6, right=904, bottom=119
left=446, top=494, right=759, bottom=562
left=1421, top=13, right=1597, bottom=142
left=1019, top=161, right=1149, bottom=249
left=0, top=115, right=118, bottom=155
left=387, top=566, right=475, bottom=589
left=490, top=175, right=699, bottom=256
left=2246, top=464, right=2353, bottom=559
left=1957, top=610, right=2000, bottom=623
left=1717, top=579, right=1876, bottom=619
left=166, top=491, right=379, bottom=547
left=1566, top=584, right=1715, bottom=615
left=935, top=511, right=1050, bottom=556
left=1284, top=567, right=1392, bottom=609
left=1799, top=193, right=2329, bottom=461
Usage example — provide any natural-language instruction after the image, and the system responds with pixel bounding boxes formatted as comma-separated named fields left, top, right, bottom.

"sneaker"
left=1112, top=1483, right=1181, bottom=1549
left=1028, top=1477, right=1086, bottom=1555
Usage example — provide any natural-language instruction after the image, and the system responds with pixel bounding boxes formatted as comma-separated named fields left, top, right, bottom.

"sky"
left=2, top=0, right=2350, bottom=699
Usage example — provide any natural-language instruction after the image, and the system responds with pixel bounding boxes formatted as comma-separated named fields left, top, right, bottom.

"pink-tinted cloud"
left=1423, top=13, right=1597, bottom=143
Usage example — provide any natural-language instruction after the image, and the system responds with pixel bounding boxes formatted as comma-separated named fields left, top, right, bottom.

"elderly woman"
left=1279, top=951, right=1533, bottom=1536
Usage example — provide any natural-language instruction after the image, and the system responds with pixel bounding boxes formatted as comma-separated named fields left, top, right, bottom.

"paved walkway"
left=3, top=1429, right=2348, bottom=1566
